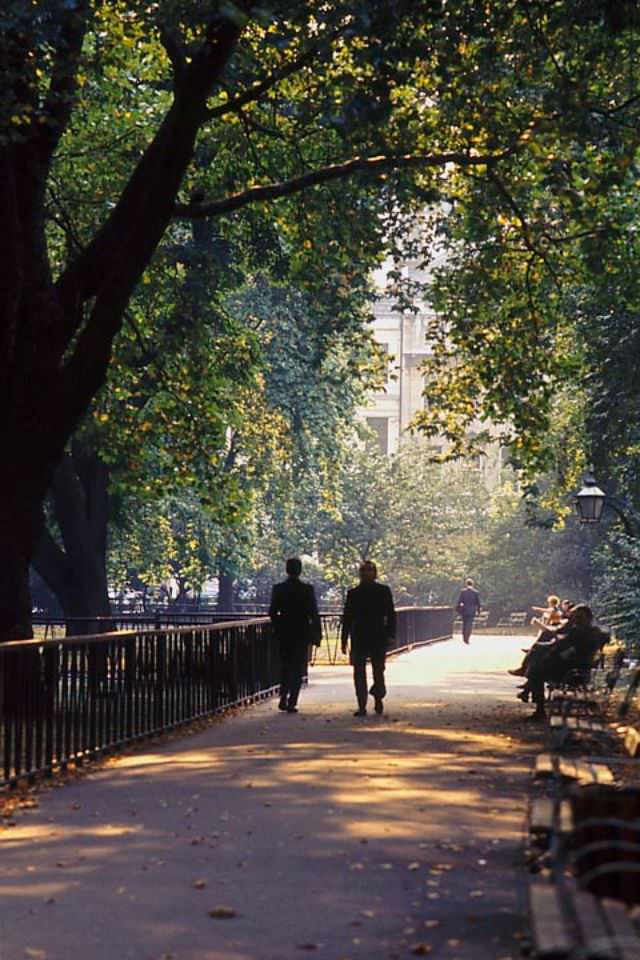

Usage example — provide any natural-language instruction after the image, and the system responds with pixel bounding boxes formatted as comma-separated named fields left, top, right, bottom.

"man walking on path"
left=341, top=560, right=396, bottom=717
left=457, top=577, right=481, bottom=645
left=269, top=557, right=321, bottom=713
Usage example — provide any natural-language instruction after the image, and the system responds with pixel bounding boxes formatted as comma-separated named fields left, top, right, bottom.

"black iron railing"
left=1, top=618, right=278, bottom=787
left=32, top=609, right=344, bottom=640
left=32, top=612, right=269, bottom=640
left=313, top=606, right=454, bottom=664
left=2, top=606, right=453, bottom=787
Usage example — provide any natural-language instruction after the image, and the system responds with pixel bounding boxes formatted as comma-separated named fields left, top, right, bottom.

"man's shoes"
left=517, top=689, right=530, bottom=703
left=509, top=668, right=525, bottom=677
left=278, top=699, right=288, bottom=711
left=353, top=709, right=367, bottom=717
left=374, top=698, right=384, bottom=715
left=287, top=706, right=298, bottom=714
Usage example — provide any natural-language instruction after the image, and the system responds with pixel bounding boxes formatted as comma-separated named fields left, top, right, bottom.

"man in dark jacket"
left=456, top=578, right=481, bottom=645
left=341, top=560, right=396, bottom=717
left=269, top=557, right=321, bottom=713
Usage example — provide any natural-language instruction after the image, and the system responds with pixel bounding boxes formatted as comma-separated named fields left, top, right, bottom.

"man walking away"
left=341, top=561, right=396, bottom=717
left=457, top=578, right=481, bottom=645
left=270, top=558, right=321, bottom=714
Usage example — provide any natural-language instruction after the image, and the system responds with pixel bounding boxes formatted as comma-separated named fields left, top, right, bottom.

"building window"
left=365, top=417, right=389, bottom=455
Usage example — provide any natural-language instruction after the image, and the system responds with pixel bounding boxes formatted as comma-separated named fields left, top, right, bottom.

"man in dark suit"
left=269, top=557, right=321, bottom=714
left=456, top=577, right=481, bottom=645
left=341, top=560, right=396, bottom=717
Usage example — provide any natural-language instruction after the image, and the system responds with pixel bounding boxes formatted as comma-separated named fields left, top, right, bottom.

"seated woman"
left=532, top=594, right=563, bottom=628
left=521, top=604, right=609, bottom=721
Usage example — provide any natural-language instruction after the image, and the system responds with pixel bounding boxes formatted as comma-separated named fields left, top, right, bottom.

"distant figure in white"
left=456, top=578, right=481, bottom=645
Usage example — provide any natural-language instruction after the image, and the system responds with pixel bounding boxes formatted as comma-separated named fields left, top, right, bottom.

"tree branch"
left=54, top=14, right=247, bottom=370
left=160, top=27, right=187, bottom=91
left=206, top=26, right=343, bottom=122
left=36, top=3, right=91, bottom=165
left=32, top=525, right=72, bottom=610
left=175, top=150, right=513, bottom=219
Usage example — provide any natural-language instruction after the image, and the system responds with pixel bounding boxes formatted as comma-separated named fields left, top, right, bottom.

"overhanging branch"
left=175, top=150, right=512, bottom=219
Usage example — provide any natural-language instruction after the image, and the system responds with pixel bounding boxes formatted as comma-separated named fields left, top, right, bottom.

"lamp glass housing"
left=575, top=482, right=606, bottom=523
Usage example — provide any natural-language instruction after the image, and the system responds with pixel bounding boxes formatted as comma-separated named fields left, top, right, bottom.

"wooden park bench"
left=497, top=610, right=528, bottom=628
left=534, top=753, right=615, bottom=787
left=549, top=665, right=640, bottom=754
left=453, top=610, right=489, bottom=629
left=529, top=880, right=640, bottom=959
left=529, top=785, right=640, bottom=959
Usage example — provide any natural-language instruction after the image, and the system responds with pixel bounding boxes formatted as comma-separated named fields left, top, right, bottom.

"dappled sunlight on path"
left=0, top=635, right=538, bottom=960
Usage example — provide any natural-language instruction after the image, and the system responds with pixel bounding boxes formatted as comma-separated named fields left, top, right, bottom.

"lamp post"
left=574, top=471, right=640, bottom=537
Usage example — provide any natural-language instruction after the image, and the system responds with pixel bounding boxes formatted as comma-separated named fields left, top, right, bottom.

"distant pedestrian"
left=456, top=578, right=481, bottom=645
left=341, top=561, right=396, bottom=717
left=269, top=558, right=321, bottom=714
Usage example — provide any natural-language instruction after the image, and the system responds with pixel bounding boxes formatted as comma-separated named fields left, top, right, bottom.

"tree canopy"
left=2, top=0, right=640, bottom=636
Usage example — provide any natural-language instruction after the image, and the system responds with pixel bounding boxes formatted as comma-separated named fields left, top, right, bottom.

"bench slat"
left=573, top=891, right=618, bottom=960
left=600, top=898, right=640, bottom=960
left=531, top=797, right=555, bottom=833
left=529, top=882, right=572, bottom=958
left=556, top=758, right=614, bottom=786
left=560, top=800, right=574, bottom=835
left=624, top=728, right=640, bottom=759
left=535, top=754, right=556, bottom=778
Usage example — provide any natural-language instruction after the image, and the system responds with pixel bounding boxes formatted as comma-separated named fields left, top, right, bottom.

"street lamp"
left=574, top=471, right=639, bottom=537
left=575, top=473, right=606, bottom=524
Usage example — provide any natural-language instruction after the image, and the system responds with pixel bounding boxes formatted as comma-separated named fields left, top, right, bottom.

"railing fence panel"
left=2, top=607, right=452, bottom=787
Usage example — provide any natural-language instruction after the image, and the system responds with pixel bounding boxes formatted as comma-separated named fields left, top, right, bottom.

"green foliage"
left=592, top=533, right=640, bottom=653
left=9, top=0, right=640, bottom=618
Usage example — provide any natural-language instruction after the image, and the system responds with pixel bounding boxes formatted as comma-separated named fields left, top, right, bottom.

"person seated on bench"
left=508, top=597, right=573, bottom=679
left=519, top=605, right=609, bottom=722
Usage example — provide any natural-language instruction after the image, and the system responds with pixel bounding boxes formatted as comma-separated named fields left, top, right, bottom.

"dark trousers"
left=279, top=641, right=307, bottom=707
left=461, top=616, right=474, bottom=643
left=352, top=650, right=386, bottom=710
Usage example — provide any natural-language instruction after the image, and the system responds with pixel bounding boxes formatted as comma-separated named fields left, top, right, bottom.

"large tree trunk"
left=32, top=453, right=112, bottom=635
left=0, top=494, right=43, bottom=640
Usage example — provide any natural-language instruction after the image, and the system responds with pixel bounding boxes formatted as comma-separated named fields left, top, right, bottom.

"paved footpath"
left=0, top=635, right=540, bottom=960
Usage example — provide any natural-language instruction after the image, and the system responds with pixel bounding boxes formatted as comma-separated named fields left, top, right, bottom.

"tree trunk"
left=0, top=496, right=42, bottom=640
left=217, top=572, right=234, bottom=613
left=32, top=453, right=112, bottom=635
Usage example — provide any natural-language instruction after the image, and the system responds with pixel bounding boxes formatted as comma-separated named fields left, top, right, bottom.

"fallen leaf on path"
left=424, top=920, right=440, bottom=929
left=410, top=944, right=432, bottom=955
left=208, top=906, right=237, bottom=918
left=192, top=880, right=207, bottom=890
left=297, top=944, right=320, bottom=951
left=408, top=862, right=421, bottom=871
